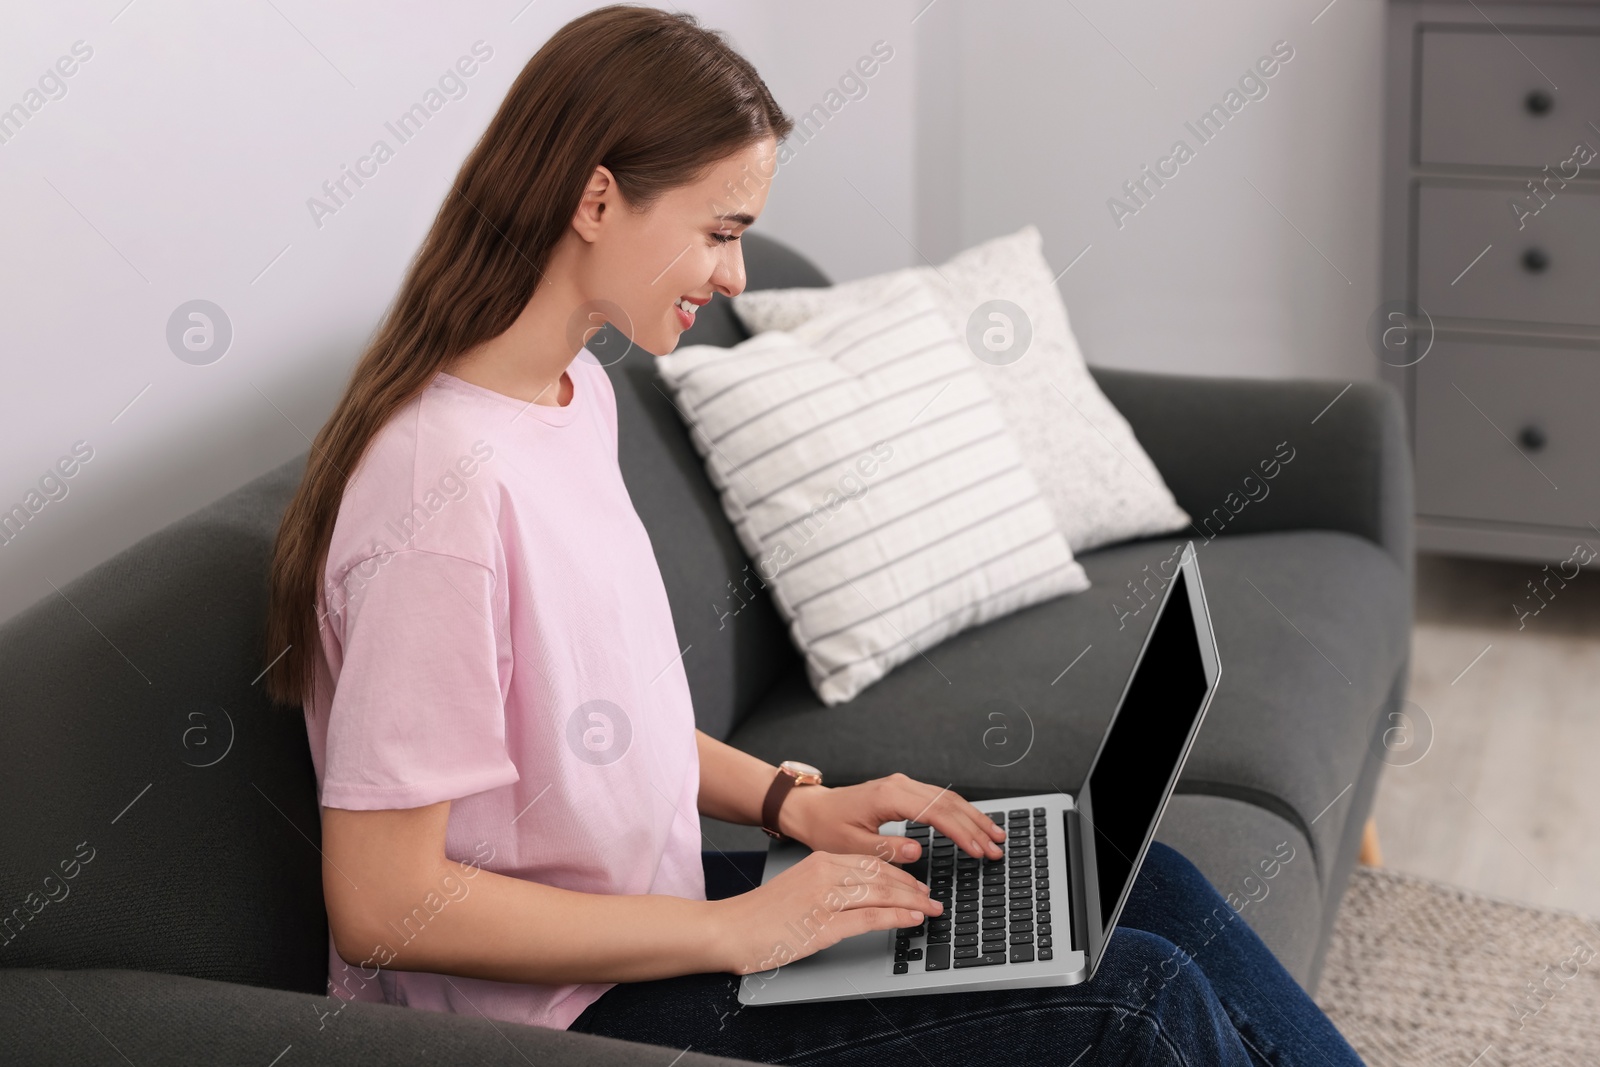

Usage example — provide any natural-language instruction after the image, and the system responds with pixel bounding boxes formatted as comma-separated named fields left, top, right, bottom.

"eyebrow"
left=715, top=212, right=756, bottom=226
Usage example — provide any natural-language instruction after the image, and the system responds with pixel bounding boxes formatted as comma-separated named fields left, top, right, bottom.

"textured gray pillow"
left=731, top=225, right=1191, bottom=553
left=658, top=273, right=1089, bottom=706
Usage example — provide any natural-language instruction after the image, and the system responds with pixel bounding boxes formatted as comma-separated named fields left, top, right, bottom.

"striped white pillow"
left=656, top=273, right=1089, bottom=706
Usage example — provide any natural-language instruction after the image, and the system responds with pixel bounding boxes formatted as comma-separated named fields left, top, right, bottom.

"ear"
left=570, top=164, right=617, bottom=243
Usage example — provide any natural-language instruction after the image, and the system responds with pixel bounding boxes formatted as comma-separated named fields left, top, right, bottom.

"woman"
left=264, top=5, right=1365, bottom=1064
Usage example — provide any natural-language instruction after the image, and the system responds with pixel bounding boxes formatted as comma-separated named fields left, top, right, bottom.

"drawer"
left=1415, top=339, right=1600, bottom=528
left=1416, top=183, right=1600, bottom=327
left=1419, top=27, right=1600, bottom=168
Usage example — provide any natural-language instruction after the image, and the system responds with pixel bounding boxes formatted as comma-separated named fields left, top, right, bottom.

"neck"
left=444, top=240, right=590, bottom=407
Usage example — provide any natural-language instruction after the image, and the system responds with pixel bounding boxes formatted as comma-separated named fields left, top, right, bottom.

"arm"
left=320, top=803, right=724, bottom=985
left=695, top=728, right=783, bottom=829
left=1088, top=366, right=1414, bottom=576
left=321, top=792, right=947, bottom=984
left=695, top=729, right=1006, bottom=863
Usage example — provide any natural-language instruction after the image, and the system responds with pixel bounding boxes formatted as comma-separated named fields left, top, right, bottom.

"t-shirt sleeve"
left=320, top=548, right=520, bottom=810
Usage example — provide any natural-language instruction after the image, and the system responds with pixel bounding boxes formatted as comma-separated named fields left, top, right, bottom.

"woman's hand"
left=778, top=772, right=1007, bottom=864
left=710, top=848, right=944, bottom=975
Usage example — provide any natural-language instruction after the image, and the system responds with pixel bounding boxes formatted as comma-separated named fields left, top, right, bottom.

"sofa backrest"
left=0, top=457, right=329, bottom=993
left=0, top=232, right=828, bottom=993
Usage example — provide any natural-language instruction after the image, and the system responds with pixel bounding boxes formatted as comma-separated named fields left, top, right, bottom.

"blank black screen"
left=1087, top=571, right=1209, bottom=930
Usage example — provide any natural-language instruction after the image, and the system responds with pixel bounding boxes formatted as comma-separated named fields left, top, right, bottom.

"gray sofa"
left=0, top=232, right=1412, bottom=1064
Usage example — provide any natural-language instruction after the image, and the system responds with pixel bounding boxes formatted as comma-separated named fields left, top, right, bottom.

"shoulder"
left=327, top=378, right=505, bottom=584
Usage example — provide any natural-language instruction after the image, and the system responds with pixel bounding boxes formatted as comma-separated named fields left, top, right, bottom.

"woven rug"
left=1316, top=867, right=1600, bottom=1066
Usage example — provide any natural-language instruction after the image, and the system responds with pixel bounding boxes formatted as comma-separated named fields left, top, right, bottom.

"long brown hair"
left=264, top=4, right=793, bottom=708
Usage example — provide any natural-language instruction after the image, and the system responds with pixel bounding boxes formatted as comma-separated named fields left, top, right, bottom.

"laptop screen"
left=1085, top=568, right=1210, bottom=931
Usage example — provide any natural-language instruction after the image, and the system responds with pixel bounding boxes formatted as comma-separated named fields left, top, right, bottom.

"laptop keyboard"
left=891, top=809, right=1055, bottom=974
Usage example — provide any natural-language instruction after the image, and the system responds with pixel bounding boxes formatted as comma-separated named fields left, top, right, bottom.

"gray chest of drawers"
left=1382, top=1, right=1600, bottom=563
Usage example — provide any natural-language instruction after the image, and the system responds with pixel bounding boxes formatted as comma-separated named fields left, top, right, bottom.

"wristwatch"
left=760, top=760, right=823, bottom=840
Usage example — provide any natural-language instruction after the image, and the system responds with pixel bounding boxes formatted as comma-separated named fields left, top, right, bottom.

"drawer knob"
left=1518, top=425, right=1547, bottom=452
left=1524, top=89, right=1554, bottom=116
left=1521, top=247, right=1551, bottom=273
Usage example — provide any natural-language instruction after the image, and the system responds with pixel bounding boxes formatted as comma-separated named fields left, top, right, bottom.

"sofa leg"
left=1358, top=818, right=1382, bottom=867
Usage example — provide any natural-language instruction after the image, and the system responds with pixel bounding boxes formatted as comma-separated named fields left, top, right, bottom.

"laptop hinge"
left=1065, top=806, right=1090, bottom=957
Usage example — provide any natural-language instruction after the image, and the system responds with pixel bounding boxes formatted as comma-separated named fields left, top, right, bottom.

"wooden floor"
left=1372, top=551, right=1600, bottom=916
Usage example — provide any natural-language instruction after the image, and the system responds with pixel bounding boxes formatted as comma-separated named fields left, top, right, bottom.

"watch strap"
left=761, top=767, right=798, bottom=840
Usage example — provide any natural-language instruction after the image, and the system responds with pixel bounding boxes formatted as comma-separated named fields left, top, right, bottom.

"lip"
left=673, top=294, right=709, bottom=331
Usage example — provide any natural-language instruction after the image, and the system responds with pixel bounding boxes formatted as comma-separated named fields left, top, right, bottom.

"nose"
left=709, top=243, right=747, bottom=299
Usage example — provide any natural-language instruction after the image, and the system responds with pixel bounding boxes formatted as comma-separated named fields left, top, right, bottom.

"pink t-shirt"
left=302, top=350, right=705, bottom=1031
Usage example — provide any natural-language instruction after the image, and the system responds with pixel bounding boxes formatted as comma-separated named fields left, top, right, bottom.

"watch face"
left=782, top=760, right=821, bottom=779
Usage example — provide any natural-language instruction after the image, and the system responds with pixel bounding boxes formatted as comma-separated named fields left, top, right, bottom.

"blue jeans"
left=570, top=843, right=1365, bottom=1066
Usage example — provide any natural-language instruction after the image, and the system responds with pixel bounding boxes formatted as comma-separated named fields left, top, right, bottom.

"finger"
left=841, top=878, right=944, bottom=920
left=835, top=851, right=932, bottom=894
left=872, top=832, right=922, bottom=864
left=892, top=777, right=1006, bottom=860
left=815, top=850, right=926, bottom=900
left=843, top=866, right=944, bottom=917
left=922, top=793, right=1005, bottom=860
left=821, top=906, right=932, bottom=949
left=833, top=827, right=921, bottom=865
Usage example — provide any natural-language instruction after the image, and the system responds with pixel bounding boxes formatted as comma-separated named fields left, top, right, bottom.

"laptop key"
left=1038, top=935, right=1052, bottom=948
left=1039, top=948, right=1053, bottom=961
left=1010, top=931, right=1034, bottom=945
left=893, top=960, right=909, bottom=974
left=925, top=944, right=951, bottom=970
left=954, top=952, right=1008, bottom=968
left=955, top=934, right=979, bottom=947
left=954, top=946, right=979, bottom=959
left=907, top=948, right=923, bottom=961
left=1010, top=945, right=1035, bottom=964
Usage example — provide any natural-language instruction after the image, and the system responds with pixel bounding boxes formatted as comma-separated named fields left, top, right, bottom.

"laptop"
left=738, top=541, right=1220, bottom=1005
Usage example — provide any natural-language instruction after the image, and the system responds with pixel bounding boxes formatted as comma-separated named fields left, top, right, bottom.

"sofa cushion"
left=0, top=967, right=760, bottom=1067
left=724, top=530, right=1408, bottom=897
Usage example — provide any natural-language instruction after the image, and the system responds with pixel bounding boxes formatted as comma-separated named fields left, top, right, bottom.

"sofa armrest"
left=0, top=967, right=763, bottom=1067
left=1089, top=366, right=1414, bottom=578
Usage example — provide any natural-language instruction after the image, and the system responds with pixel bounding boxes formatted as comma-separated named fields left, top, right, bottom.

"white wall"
left=0, top=0, right=1383, bottom=627
left=913, top=0, right=1386, bottom=382
left=0, top=0, right=916, bottom=627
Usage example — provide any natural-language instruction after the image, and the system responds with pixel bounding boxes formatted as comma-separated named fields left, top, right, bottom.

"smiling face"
left=572, top=136, right=777, bottom=356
